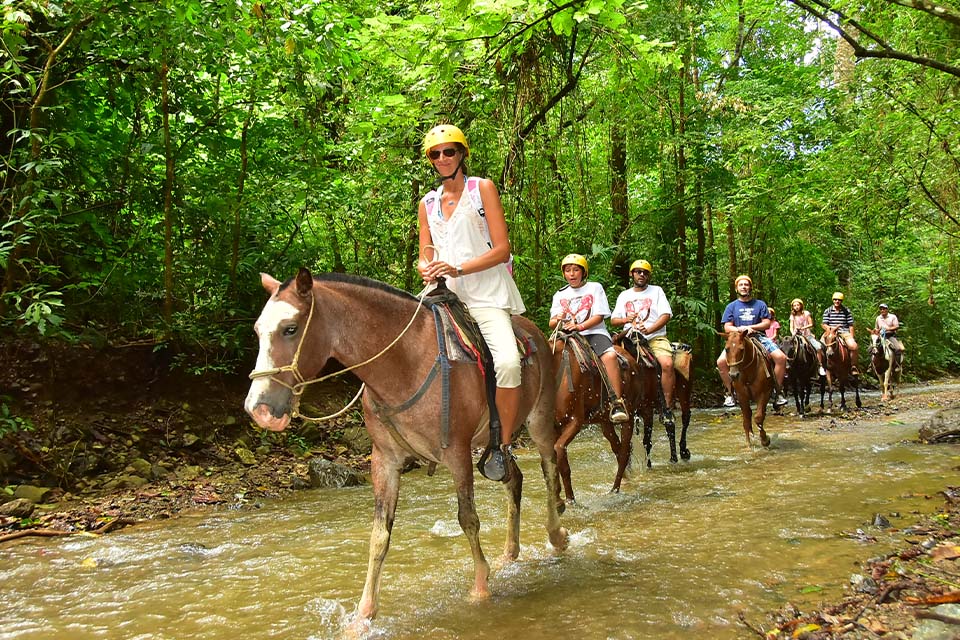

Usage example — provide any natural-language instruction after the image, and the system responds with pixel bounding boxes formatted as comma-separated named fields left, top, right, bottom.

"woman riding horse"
left=245, top=269, right=569, bottom=624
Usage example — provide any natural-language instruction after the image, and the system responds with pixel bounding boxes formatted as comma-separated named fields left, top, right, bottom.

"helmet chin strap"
left=435, top=156, right=466, bottom=184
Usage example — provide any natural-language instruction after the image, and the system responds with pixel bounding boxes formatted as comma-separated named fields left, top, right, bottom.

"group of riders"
left=415, top=123, right=905, bottom=479
left=715, top=277, right=905, bottom=409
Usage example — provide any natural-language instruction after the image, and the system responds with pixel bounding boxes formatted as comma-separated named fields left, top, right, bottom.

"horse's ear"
left=261, top=273, right=281, bottom=294
left=295, top=267, right=314, bottom=298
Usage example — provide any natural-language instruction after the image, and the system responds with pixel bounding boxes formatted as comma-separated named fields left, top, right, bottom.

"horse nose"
left=730, top=371, right=740, bottom=381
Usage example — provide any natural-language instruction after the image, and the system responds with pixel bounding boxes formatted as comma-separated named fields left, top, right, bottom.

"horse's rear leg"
left=447, top=452, right=491, bottom=599
left=678, top=381, right=691, bottom=460
left=642, top=414, right=654, bottom=468
left=356, top=449, right=402, bottom=622
left=754, top=402, right=771, bottom=448
left=501, top=458, right=523, bottom=561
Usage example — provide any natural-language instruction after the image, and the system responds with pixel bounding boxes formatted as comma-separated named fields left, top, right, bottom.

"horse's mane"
left=278, top=271, right=419, bottom=303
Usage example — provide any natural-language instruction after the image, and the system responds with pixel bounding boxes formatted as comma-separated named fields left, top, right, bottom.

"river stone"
left=235, top=446, right=257, bottom=465
left=307, top=459, right=364, bottom=488
left=919, top=408, right=960, bottom=443
left=128, top=458, right=152, bottom=478
left=13, top=485, right=53, bottom=504
left=340, top=426, right=372, bottom=454
left=0, top=498, right=35, bottom=517
left=913, top=604, right=960, bottom=640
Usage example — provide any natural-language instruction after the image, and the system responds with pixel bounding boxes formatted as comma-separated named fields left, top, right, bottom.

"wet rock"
left=235, top=447, right=257, bottom=466
left=340, top=426, right=372, bottom=455
left=307, top=458, right=365, bottom=488
left=13, top=485, right=53, bottom=504
left=873, top=513, right=892, bottom=528
left=0, top=498, right=35, bottom=517
left=919, top=408, right=960, bottom=443
left=176, top=465, right=202, bottom=481
left=850, top=573, right=879, bottom=594
left=102, top=475, right=148, bottom=491
left=128, top=458, right=152, bottom=478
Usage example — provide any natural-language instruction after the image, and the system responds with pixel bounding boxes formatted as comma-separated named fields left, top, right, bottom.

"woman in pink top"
left=789, top=298, right=826, bottom=374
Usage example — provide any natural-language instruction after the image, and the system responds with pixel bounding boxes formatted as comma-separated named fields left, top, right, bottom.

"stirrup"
left=609, top=399, right=629, bottom=423
left=477, top=444, right=511, bottom=482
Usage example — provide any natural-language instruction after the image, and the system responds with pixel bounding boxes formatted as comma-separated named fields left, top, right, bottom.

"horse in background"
left=617, top=333, right=693, bottom=468
left=244, top=269, right=568, bottom=624
left=779, top=331, right=824, bottom=418
left=821, top=325, right=862, bottom=411
left=724, top=330, right=774, bottom=447
left=551, top=333, right=648, bottom=500
left=869, top=329, right=903, bottom=401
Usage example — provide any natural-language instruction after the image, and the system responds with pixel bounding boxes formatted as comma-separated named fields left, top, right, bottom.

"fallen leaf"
left=930, top=544, right=960, bottom=561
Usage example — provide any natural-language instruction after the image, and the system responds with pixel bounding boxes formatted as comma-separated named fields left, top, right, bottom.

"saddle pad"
left=434, top=303, right=535, bottom=365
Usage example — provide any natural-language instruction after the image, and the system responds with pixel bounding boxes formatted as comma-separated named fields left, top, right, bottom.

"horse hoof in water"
left=680, top=448, right=691, bottom=461
left=759, top=430, right=771, bottom=447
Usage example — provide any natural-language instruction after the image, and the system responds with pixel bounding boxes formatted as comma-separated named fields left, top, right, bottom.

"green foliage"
left=0, top=396, right=34, bottom=438
left=0, top=0, right=956, bottom=385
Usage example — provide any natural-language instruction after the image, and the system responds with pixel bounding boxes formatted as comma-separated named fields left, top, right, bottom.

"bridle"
left=248, top=283, right=431, bottom=422
left=726, top=332, right=759, bottom=370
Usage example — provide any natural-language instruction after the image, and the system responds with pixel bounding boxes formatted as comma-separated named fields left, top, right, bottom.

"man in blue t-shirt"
left=716, top=275, right=788, bottom=409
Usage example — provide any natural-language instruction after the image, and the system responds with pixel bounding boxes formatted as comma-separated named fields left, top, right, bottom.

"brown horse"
left=618, top=335, right=694, bottom=468
left=869, top=330, right=903, bottom=402
left=551, top=334, right=647, bottom=500
left=821, top=326, right=862, bottom=411
left=244, top=269, right=568, bottom=624
left=724, top=330, right=773, bottom=447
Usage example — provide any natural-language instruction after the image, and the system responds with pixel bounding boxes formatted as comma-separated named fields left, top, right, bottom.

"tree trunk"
left=161, top=59, right=175, bottom=330
left=228, top=101, right=255, bottom=301
left=610, top=123, right=630, bottom=278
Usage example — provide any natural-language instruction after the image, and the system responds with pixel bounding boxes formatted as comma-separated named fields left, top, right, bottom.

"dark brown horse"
left=779, top=331, right=824, bottom=418
left=244, top=269, right=568, bottom=624
left=551, top=334, right=647, bottom=500
left=869, top=330, right=903, bottom=402
left=724, top=330, right=773, bottom=447
left=618, top=335, right=694, bottom=468
left=821, top=326, right=862, bottom=411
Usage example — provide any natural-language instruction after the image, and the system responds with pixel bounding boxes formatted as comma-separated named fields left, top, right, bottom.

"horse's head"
left=823, top=326, right=838, bottom=356
left=869, top=331, right=881, bottom=354
left=724, top=330, right=746, bottom=380
left=781, top=334, right=799, bottom=361
left=245, top=267, right=329, bottom=432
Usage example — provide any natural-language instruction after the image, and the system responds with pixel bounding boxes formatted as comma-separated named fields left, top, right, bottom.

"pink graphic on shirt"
left=626, top=299, right=651, bottom=319
left=560, top=295, right=594, bottom=324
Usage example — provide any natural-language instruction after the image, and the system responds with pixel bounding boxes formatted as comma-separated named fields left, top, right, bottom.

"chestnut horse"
left=724, top=331, right=773, bottom=447
left=821, top=326, right=862, bottom=411
left=869, top=330, right=903, bottom=401
left=244, top=269, right=568, bottom=624
left=551, top=333, right=647, bottom=500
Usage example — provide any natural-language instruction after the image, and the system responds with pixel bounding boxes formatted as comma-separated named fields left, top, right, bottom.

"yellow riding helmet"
left=630, top=259, right=653, bottom=274
left=791, top=298, right=804, bottom=309
left=561, top=253, right=589, bottom=278
left=832, top=292, right=844, bottom=301
left=422, top=124, right=470, bottom=158
left=735, top=274, right=752, bottom=287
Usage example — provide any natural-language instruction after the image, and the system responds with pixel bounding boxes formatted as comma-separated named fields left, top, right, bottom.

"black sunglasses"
left=428, top=148, right=459, bottom=160
left=832, top=298, right=841, bottom=302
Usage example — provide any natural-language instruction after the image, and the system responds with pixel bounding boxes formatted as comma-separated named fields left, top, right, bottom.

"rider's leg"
left=472, top=307, right=522, bottom=445
left=717, top=350, right=733, bottom=394
left=847, top=336, right=860, bottom=374
left=657, top=355, right=675, bottom=407
left=601, top=350, right=623, bottom=398
left=495, top=386, right=521, bottom=445
left=771, top=348, right=787, bottom=390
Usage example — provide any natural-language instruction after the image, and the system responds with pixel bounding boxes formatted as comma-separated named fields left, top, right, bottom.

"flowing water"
left=3, top=385, right=959, bottom=640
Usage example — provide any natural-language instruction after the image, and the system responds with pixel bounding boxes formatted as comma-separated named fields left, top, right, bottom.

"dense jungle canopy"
left=2, top=0, right=959, bottom=380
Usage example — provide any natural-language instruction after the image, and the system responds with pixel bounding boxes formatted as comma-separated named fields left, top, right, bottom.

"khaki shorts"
left=646, top=335, right=674, bottom=359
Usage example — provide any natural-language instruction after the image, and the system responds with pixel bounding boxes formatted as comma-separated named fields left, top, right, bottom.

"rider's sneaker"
left=818, top=366, right=826, bottom=376
left=723, top=394, right=736, bottom=408
left=610, top=399, right=629, bottom=423
left=773, top=392, right=789, bottom=409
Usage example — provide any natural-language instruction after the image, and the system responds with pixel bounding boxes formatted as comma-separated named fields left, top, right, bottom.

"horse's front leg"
left=355, top=446, right=402, bottom=623
left=642, top=410, right=655, bottom=468
left=554, top=414, right=580, bottom=504
left=604, top=421, right=633, bottom=493
left=736, top=388, right=754, bottom=448
left=755, top=388, right=771, bottom=447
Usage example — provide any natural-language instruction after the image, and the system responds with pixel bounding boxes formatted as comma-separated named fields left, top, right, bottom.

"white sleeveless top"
left=423, top=181, right=525, bottom=314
